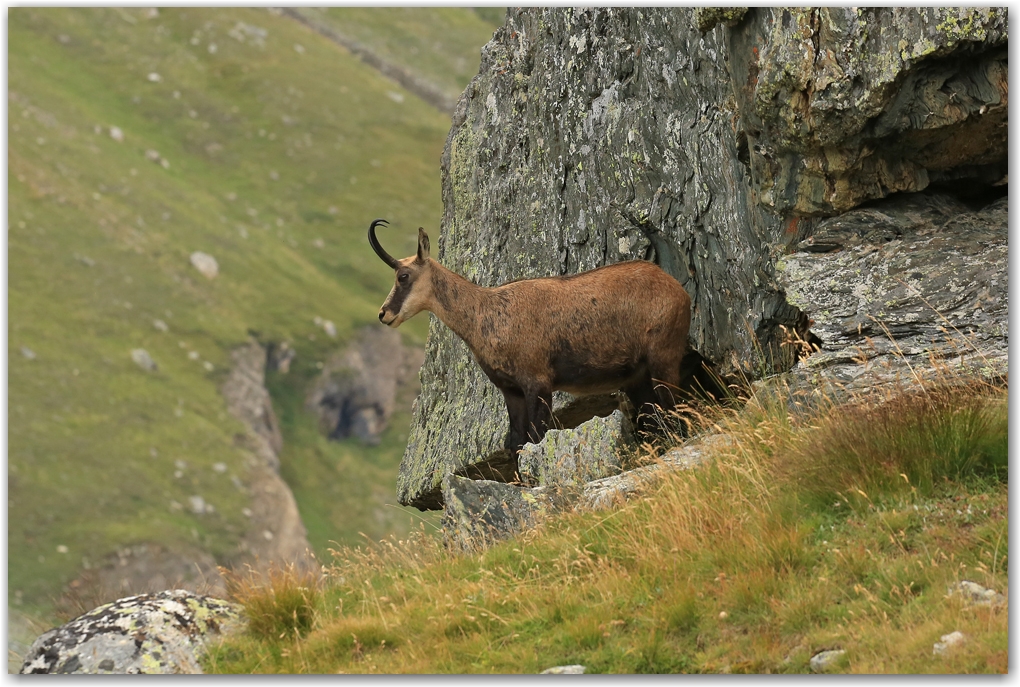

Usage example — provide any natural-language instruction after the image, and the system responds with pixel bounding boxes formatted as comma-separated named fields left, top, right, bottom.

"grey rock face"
left=20, top=590, right=243, bottom=674
left=722, top=8, right=1007, bottom=216
left=779, top=192, right=1007, bottom=395
left=398, top=7, right=1007, bottom=511
left=519, top=410, right=633, bottom=488
left=400, top=7, right=802, bottom=510
left=306, top=326, right=424, bottom=445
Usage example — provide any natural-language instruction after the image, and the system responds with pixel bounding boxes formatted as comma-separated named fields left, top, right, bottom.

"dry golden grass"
left=205, top=372, right=1007, bottom=674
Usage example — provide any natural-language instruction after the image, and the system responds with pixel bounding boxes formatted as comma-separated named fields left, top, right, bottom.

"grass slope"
left=293, top=8, right=502, bottom=105
left=8, top=7, right=493, bottom=618
left=205, top=379, right=1007, bottom=674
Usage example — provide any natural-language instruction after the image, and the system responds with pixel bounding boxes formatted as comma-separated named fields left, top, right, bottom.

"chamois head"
left=370, top=218, right=433, bottom=327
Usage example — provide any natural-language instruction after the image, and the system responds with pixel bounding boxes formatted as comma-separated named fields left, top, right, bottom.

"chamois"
left=370, top=218, right=692, bottom=454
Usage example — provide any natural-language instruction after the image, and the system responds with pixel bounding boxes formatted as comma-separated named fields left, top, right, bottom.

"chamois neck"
left=427, top=261, right=490, bottom=349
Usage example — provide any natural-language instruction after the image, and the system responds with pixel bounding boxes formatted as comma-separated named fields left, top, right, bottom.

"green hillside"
left=8, top=7, right=499, bottom=620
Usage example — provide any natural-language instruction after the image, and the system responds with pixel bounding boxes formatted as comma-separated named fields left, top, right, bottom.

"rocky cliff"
left=398, top=7, right=1007, bottom=510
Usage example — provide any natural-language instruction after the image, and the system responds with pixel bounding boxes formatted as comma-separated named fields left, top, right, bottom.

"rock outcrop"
left=443, top=428, right=729, bottom=550
left=306, top=326, right=424, bottom=445
left=222, top=339, right=284, bottom=468
left=398, top=7, right=1008, bottom=511
left=720, top=8, right=1007, bottom=216
left=20, top=590, right=242, bottom=674
left=222, top=340, right=316, bottom=574
left=779, top=192, right=1007, bottom=396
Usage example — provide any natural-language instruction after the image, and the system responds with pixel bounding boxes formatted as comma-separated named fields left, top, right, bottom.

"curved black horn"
left=368, top=218, right=399, bottom=268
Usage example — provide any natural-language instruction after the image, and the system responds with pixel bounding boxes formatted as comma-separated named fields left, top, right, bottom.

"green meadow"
left=8, top=6, right=500, bottom=620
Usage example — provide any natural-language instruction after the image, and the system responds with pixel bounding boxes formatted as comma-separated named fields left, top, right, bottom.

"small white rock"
left=933, top=631, right=966, bottom=656
left=147, top=72, right=162, bottom=82
left=153, top=319, right=169, bottom=332
left=262, top=530, right=274, bottom=541
left=188, top=495, right=206, bottom=514
left=541, top=665, right=586, bottom=675
left=21, top=347, right=36, bottom=360
left=323, top=320, right=337, bottom=338
left=109, top=126, right=124, bottom=142
left=131, top=348, right=157, bottom=371
left=203, top=361, right=214, bottom=372
left=56, top=545, right=69, bottom=554
left=212, top=462, right=227, bottom=473
left=188, top=351, right=200, bottom=360
left=189, top=251, right=219, bottom=279
left=948, top=580, right=1006, bottom=607
left=242, top=507, right=253, bottom=518
left=810, top=649, right=846, bottom=673
left=386, top=91, right=405, bottom=103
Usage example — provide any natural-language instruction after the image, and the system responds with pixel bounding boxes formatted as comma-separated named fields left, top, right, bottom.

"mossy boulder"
left=20, top=590, right=243, bottom=674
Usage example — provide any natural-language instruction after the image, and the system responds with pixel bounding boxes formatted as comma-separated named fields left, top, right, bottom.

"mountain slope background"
left=8, top=6, right=501, bottom=629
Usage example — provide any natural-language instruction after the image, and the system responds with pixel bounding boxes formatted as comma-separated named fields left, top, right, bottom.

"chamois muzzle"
left=368, top=218, right=399, bottom=269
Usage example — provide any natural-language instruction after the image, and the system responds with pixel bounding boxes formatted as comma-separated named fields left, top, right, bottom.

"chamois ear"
left=416, top=227, right=431, bottom=263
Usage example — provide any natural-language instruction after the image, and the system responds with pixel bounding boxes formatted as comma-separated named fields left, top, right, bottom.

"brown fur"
left=376, top=225, right=691, bottom=453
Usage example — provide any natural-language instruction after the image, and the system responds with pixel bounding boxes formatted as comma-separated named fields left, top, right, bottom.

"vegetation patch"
left=205, top=376, right=1007, bottom=674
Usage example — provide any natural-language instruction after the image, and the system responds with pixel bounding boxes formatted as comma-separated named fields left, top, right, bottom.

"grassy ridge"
left=8, top=7, right=494, bottom=616
left=206, top=379, right=1008, bottom=674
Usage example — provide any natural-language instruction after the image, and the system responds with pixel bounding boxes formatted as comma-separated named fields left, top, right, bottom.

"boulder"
left=933, top=631, right=966, bottom=656
left=441, top=475, right=559, bottom=552
left=541, top=665, right=587, bottom=674
left=518, top=410, right=634, bottom=488
left=20, top=590, right=243, bottom=674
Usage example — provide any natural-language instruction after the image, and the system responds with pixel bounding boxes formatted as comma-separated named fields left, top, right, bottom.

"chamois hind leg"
left=524, top=388, right=554, bottom=446
left=624, top=375, right=663, bottom=435
left=500, top=387, right=530, bottom=455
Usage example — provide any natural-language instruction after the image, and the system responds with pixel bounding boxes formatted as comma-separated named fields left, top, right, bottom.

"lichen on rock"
left=518, top=410, right=634, bottom=488
left=19, top=590, right=244, bottom=674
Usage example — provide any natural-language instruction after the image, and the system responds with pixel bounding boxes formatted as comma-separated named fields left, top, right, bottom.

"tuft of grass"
left=223, top=562, right=322, bottom=641
left=205, top=373, right=1007, bottom=674
left=798, top=381, right=1006, bottom=499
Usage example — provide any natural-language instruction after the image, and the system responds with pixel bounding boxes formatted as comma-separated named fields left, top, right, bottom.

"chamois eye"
left=398, top=273, right=409, bottom=283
